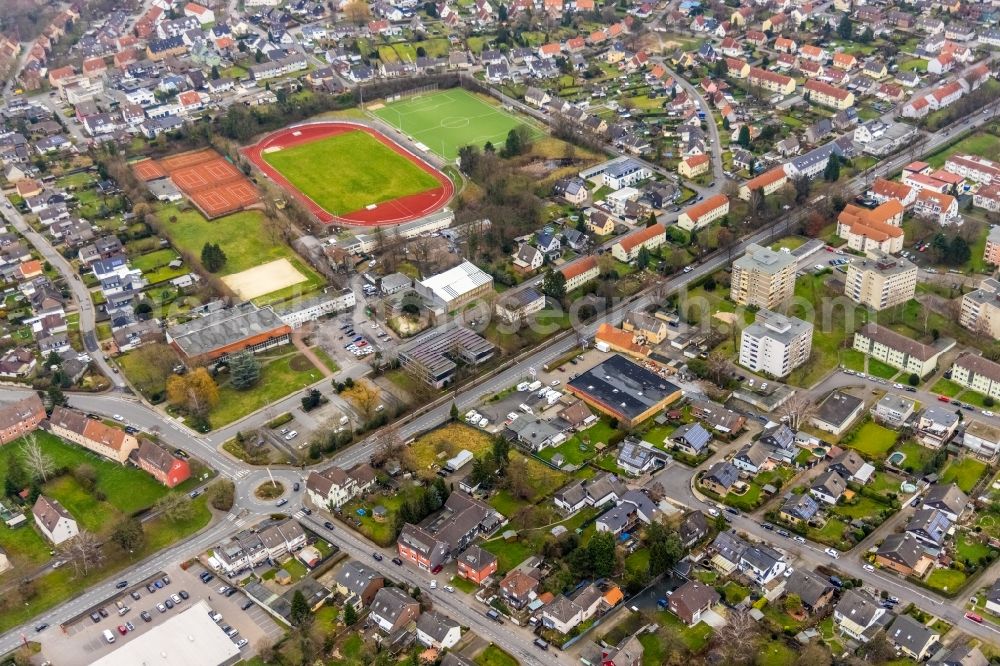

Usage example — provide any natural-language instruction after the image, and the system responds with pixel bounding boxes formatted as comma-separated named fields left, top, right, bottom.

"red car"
left=966, top=612, right=983, bottom=623
left=117, top=625, right=128, bottom=635
left=938, top=395, right=951, bottom=402
left=431, top=564, right=443, bottom=574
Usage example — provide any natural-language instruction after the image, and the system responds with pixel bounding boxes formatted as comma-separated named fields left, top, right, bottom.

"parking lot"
left=39, top=562, right=282, bottom=666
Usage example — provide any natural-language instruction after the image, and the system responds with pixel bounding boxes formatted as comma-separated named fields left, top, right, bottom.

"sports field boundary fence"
left=385, top=83, right=440, bottom=104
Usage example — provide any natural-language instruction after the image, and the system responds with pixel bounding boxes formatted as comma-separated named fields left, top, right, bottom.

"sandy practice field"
left=221, top=259, right=307, bottom=300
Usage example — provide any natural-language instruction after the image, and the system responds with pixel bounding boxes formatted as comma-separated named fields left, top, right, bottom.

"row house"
left=48, top=406, right=138, bottom=464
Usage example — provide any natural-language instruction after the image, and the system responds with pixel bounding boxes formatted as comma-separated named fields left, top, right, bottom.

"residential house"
left=306, top=463, right=376, bottom=509
left=334, top=560, right=384, bottom=609
left=134, top=439, right=190, bottom=487
left=810, top=470, right=848, bottom=505
left=887, top=614, right=940, bottom=660
left=32, top=494, right=79, bottom=545
left=739, top=544, right=787, bottom=585
left=780, top=493, right=820, bottom=525
left=668, top=581, right=719, bottom=625
left=0, top=393, right=45, bottom=444
left=456, top=545, right=497, bottom=585
left=701, top=461, right=739, bottom=495
left=48, top=406, right=138, bottom=464
left=500, top=568, right=541, bottom=609
left=834, top=590, right=888, bottom=642
left=784, top=569, right=835, bottom=613
left=876, top=532, right=934, bottom=576
left=829, top=449, right=875, bottom=484
left=906, top=508, right=952, bottom=547
left=921, top=483, right=967, bottom=522
left=872, top=393, right=917, bottom=427
left=369, top=587, right=420, bottom=634
left=679, top=511, right=709, bottom=547
left=617, top=438, right=669, bottom=475
left=917, top=405, right=960, bottom=448
left=416, top=611, right=462, bottom=649
left=670, top=423, right=712, bottom=457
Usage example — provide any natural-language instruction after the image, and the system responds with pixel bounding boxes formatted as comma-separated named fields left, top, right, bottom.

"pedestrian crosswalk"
left=292, top=510, right=307, bottom=520
left=225, top=513, right=247, bottom=528
left=232, top=469, right=251, bottom=480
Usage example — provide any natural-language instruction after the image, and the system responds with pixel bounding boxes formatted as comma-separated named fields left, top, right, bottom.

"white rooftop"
left=419, top=260, right=492, bottom=304
left=90, top=600, right=241, bottom=666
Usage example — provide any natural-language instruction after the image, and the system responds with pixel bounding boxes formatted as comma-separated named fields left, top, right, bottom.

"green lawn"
left=720, top=581, right=750, bottom=605
left=786, top=274, right=869, bottom=387
left=0, top=495, right=210, bottom=634
left=756, top=640, right=797, bottom=666
left=925, top=567, right=966, bottom=594
left=654, top=611, right=713, bottom=651
left=840, top=349, right=867, bottom=372
left=476, top=645, right=519, bottom=666
left=209, top=349, right=324, bottom=428
left=536, top=416, right=615, bottom=466
left=868, top=471, right=906, bottom=500
left=846, top=422, right=898, bottom=459
left=939, top=457, right=988, bottom=493
left=373, top=88, right=541, bottom=159
left=808, top=517, right=852, bottom=550
left=892, top=440, right=934, bottom=475
left=955, top=532, right=993, bottom=564
left=482, top=536, right=535, bottom=573
left=867, top=358, right=899, bottom=380
left=132, top=248, right=180, bottom=273
left=831, top=494, right=887, bottom=520
left=931, top=378, right=965, bottom=397
left=625, top=548, right=650, bottom=575
left=154, top=204, right=323, bottom=293
left=926, top=132, right=1000, bottom=168
left=262, top=130, right=440, bottom=216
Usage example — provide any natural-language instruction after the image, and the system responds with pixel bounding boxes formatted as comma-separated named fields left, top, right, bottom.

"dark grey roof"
left=712, top=530, right=748, bottom=563
left=705, top=461, right=739, bottom=489
left=888, top=614, right=937, bottom=655
left=166, top=302, right=286, bottom=357
left=784, top=568, right=832, bottom=608
left=672, top=422, right=711, bottom=452
left=781, top=493, right=819, bottom=521
left=922, top=483, right=967, bottom=516
left=567, top=354, right=680, bottom=421
left=416, top=610, right=460, bottom=642
left=835, top=589, right=882, bottom=628
left=877, top=533, right=929, bottom=569
left=814, top=391, right=863, bottom=428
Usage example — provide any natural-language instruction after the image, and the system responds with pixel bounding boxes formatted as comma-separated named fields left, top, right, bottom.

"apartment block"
left=804, top=79, right=856, bottom=109
left=844, top=251, right=917, bottom=311
left=952, top=354, right=1000, bottom=401
left=611, top=224, right=666, bottom=262
left=853, top=323, right=943, bottom=377
left=676, top=194, right=730, bottom=231
left=738, top=310, right=813, bottom=378
left=738, top=167, right=787, bottom=200
left=836, top=201, right=905, bottom=255
left=731, top=243, right=797, bottom=309
left=986, top=227, right=1000, bottom=265
left=960, top=278, right=1000, bottom=339
left=748, top=67, right=796, bottom=95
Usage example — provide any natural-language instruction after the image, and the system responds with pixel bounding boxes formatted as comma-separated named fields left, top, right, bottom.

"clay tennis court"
left=131, top=148, right=260, bottom=219
left=242, top=121, right=453, bottom=226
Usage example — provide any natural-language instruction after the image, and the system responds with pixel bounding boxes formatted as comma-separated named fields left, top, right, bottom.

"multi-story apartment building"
left=738, top=310, right=813, bottom=378
left=836, top=201, right=905, bottom=255
left=739, top=167, right=787, bottom=200
left=952, top=354, right=1000, bottom=401
left=559, top=256, right=599, bottom=291
left=804, top=80, right=855, bottom=109
left=960, top=278, right=1000, bottom=338
left=611, top=224, right=666, bottom=262
left=731, top=243, right=797, bottom=309
left=676, top=194, right=730, bottom=231
left=985, top=227, right=1000, bottom=266
left=748, top=67, right=796, bottom=95
left=844, top=251, right=917, bottom=311
left=853, top=323, right=943, bottom=377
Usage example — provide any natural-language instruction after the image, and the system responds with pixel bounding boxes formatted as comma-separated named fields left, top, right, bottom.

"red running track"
left=242, top=121, right=453, bottom=227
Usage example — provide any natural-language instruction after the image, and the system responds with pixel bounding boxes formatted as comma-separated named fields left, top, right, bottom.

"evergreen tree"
left=450, top=402, right=459, bottom=421
left=823, top=156, right=840, bottom=182
left=344, top=604, right=358, bottom=626
left=837, top=13, right=853, bottom=40
left=290, top=590, right=312, bottom=626
left=200, top=243, right=227, bottom=272
left=636, top=245, right=651, bottom=270
left=541, top=269, right=567, bottom=300
left=737, top=125, right=751, bottom=148
left=503, top=128, right=523, bottom=157
left=229, top=351, right=261, bottom=390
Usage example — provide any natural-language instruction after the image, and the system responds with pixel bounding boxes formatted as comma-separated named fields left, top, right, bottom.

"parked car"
left=140, top=611, right=152, bottom=622
left=372, top=552, right=384, bottom=562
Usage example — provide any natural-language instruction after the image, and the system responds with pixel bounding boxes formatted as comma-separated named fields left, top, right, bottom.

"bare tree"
left=706, top=351, right=731, bottom=387
left=369, top=423, right=404, bottom=468
left=712, top=609, right=760, bottom=665
left=59, top=531, right=104, bottom=576
left=347, top=380, right=381, bottom=420
left=777, top=393, right=817, bottom=431
left=20, top=434, right=55, bottom=482
left=153, top=493, right=195, bottom=522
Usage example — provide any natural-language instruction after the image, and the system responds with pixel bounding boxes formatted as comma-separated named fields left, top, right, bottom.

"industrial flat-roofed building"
left=566, top=354, right=682, bottom=427
left=90, top=600, right=240, bottom=666
left=397, top=325, right=495, bottom=388
left=166, top=302, right=291, bottom=363
left=415, top=260, right=494, bottom=311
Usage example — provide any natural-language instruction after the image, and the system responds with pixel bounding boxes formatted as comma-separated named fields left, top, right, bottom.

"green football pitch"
left=261, top=129, right=440, bottom=215
left=373, top=88, right=541, bottom=160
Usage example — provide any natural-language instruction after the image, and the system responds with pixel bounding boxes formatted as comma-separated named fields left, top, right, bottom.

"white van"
left=102, top=629, right=116, bottom=644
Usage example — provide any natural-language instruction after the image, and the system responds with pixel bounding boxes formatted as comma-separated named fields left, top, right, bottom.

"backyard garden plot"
left=373, top=88, right=542, bottom=159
